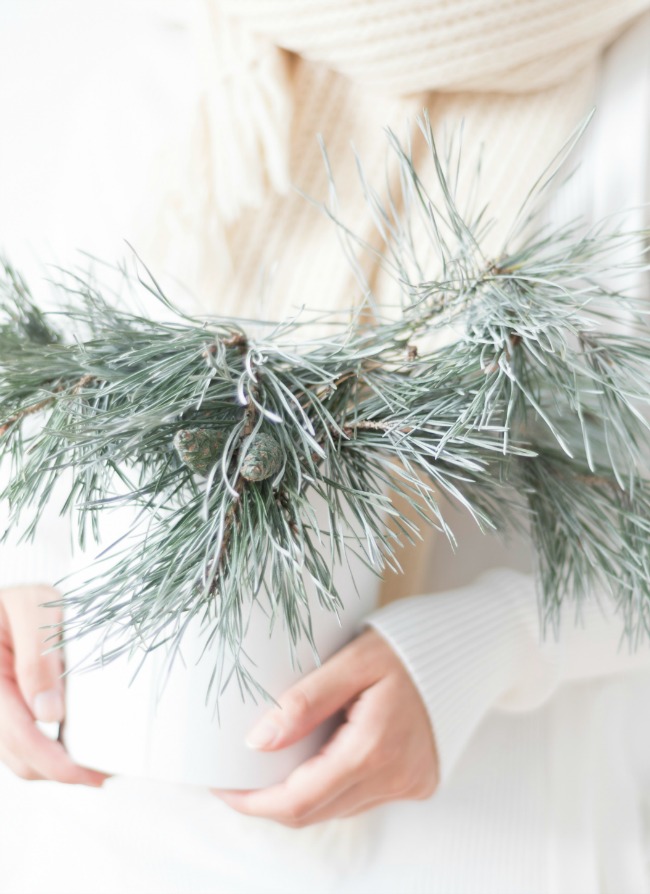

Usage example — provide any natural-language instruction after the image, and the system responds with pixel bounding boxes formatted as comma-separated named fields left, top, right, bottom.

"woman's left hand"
left=212, top=628, right=439, bottom=826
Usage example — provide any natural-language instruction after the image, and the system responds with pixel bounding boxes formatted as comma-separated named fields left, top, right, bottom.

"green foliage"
left=1, top=116, right=650, bottom=698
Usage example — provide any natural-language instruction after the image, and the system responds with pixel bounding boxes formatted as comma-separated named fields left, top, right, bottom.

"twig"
left=0, top=392, right=61, bottom=435
left=0, top=375, right=95, bottom=436
left=209, top=385, right=259, bottom=590
left=341, top=419, right=416, bottom=437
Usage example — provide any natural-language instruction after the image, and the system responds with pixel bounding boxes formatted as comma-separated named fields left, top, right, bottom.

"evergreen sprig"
left=1, top=117, right=650, bottom=698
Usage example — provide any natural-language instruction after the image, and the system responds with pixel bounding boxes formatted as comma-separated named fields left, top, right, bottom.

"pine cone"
left=240, top=432, right=283, bottom=482
left=173, top=427, right=225, bottom=476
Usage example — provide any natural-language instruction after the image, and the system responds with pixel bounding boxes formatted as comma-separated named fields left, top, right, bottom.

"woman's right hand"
left=0, top=584, right=107, bottom=786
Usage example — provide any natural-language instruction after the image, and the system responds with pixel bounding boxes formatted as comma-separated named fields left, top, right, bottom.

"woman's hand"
left=0, top=584, right=107, bottom=786
left=213, top=628, right=439, bottom=826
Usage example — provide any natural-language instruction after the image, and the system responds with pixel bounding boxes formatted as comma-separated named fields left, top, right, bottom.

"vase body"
left=62, top=491, right=380, bottom=789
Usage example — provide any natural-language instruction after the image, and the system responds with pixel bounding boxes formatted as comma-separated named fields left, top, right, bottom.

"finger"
left=216, top=721, right=369, bottom=824
left=0, top=742, right=45, bottom=782
left=252, top=764, right=411, bottom=827
left=342, top=799, right=392, bottom=818
left=295, top=783, right=390, bottom=825
left=2, top=586, right=65, bottom=722
left=298, top=766, right=423, bottom=824
left=0, top=674, right=107, bottom=787
left=245, top=630, right=381, bottom=751
left=255, top=772, right=423, bottom=826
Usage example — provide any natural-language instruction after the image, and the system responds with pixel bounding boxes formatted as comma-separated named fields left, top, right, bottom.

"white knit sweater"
left=2, top=2, right=650, bottom=893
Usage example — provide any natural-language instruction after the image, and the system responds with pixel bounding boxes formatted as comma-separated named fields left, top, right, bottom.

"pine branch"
left=1, top=115, right=650, bottom=700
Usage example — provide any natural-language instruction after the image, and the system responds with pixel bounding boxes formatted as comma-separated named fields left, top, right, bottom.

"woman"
left=1, top=2, right=650, bottom=892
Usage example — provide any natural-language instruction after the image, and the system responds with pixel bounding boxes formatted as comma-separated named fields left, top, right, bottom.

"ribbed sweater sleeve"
left=366, top=569, right=650, bottom=784
left=220, top=0, right=650, bottom=94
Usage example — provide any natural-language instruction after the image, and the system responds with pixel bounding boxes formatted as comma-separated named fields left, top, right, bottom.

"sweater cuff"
left=365, top=568, right=538, bottom=784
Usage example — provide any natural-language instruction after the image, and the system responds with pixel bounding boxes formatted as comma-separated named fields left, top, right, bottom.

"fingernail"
left=33, top=689, right=64, bottom=723
left=245, top=719, right=280, bottom=750
left=89, top=775, right=109, bottom=789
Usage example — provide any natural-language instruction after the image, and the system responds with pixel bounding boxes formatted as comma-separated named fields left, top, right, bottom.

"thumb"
left=245, top=633, right=377, bottom=751
left=3, top=586, right=65, bottom=723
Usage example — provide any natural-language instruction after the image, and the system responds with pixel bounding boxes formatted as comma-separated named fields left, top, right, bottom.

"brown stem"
left=311, top=360, right=384, bottom=403
left=276, top=488, right=300, bottom=537
left=340, top=419, right=415, bottom=437
left=0, top=393, right=60, bottom=435
left=222, top=332, right=248, bottom=352
left=209, top=386, right=258, bottom=590
left=573, top=472, right=624, bottom=491
left=216, top=478, right=246, bottom=569
left=0, top=374, right=95, bottom=436
left=240, top=388, right=257, bottom=439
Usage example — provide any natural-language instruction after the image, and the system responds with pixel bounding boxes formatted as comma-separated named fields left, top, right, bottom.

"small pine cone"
left=174, top=427, right=225, bottom=476
left=240, top=432, right=283, bottom=482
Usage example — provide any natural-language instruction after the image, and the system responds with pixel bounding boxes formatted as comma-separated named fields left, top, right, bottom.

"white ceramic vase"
left=62, top=492, right=380, bottom=790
